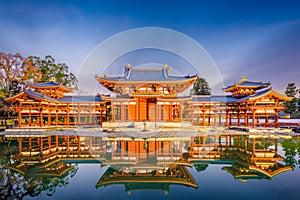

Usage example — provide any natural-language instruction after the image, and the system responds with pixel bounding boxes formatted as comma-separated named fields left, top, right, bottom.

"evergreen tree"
left=191, top=77, right=211, bottom=95
left=27, top=55, right=78, bottom=89
left=284, top=83, right=298, bottom=117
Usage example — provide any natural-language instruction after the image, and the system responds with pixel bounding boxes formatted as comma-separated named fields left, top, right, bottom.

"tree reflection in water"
left=0, top=140, right=78, bottom=199
left=282, top=138, right=300, bottom=169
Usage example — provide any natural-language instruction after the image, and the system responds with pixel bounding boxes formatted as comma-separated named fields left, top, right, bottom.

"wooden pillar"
left=178, top=104, right=182, bottom=121
left=29, top=107, right=32, bottom=126
left=202, top=110, right=205, bottom=126
left=245, top=112, right=248, bottom=126
left=19, top=138, right=22, bottom=154
left=39, top=109, right=43, bottom=127
left=48, top=111, right=51, bottom=126
left=275, top=110, right=278, bottom=128
left=237, top=111, right=240, bottom=126
left=252, top=138, right=256, bottom=154
left=55, top=106, right=58, bottom=126
left=67, top=104, right=70, bottom=127
left=135, top=99, right=139, bottom=121
left=169, top=141, right=173, bottom=159
left=169, top=104, right=172, bottom=121
left=252, top=110, right=256, bottom=128
left=225, top=111, right=229, bottom=127
left=225, top=135, right=229, bottom=146
left=18, top=111, right=22, bottom=127
left=229, top=113, right=232, bottom=126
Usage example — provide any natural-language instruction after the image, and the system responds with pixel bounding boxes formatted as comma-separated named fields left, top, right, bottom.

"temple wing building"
left=188, top=76, right=292, bottom=128
left=5, top=81, right=106, bottom=127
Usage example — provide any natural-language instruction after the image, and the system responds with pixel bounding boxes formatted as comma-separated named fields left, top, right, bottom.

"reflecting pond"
left=1, top=134, right=300, bottom=200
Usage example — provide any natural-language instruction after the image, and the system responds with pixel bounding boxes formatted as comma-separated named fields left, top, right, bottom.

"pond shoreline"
left=1, top=126, right=299, bottom=139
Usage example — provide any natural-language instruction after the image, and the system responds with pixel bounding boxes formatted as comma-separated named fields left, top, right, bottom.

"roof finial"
left=126, top=63, right=131, bottom=68
left=49, top=77, right=57, bottom=83
left=241, top=76, right=247, bottom=82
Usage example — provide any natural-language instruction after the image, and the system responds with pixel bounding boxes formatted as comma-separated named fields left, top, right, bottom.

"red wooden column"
left=274, top=110, right=279, bottom=128
left=39, top=109, right=43, bottom=127
left=225, top=110, right=229, bottom=126
left=237, top=111, right=240, bottom=126
left=169, top=104, right=172, bottom=122
left=48, top=110, right=51, bottom=126
left=19, top=138, right=22, bottom=154
left=18, top=110, right=22, bottom=127
left=202, top=110, right=205, bottom=126
left=66, top=104, right=70, bottom=127
left=55, top=105, right=59, bottom=126
left=29, top=107, right=32, bottom=126
left=252, top=110, right=256, bottom=128
left=245, top=111, right=248, bottom=126
left=135, top=99, right=139, bottom=121
left=229, top=113, right=232, bottom=126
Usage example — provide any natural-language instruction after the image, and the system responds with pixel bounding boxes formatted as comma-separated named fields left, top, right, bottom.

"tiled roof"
left=59, top=96, right=103, bottom=103
left=29, top=81, right=72, bottom=92
left=238, top=81, right=270, bottom=87
left=30, top=82, right=59, bottom=87
left=99, top=67, right=197, bottom=82
left=22, top=90, right=103, bottom=103
left=24, top=89, right=59, bottom=102
left=191, top=95, right=238, bottom=103
left=224, top=81, right=270, bottom=90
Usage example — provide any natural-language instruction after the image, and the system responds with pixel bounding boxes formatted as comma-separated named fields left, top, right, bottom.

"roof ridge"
left=130, top=67, right=164, bottom=71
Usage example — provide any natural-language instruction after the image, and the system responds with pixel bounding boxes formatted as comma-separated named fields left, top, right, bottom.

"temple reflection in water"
left=4, top=134, right=293, bottom=195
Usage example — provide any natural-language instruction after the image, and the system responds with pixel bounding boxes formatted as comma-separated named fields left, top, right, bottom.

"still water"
left=0, top=134, right=299, bottom=200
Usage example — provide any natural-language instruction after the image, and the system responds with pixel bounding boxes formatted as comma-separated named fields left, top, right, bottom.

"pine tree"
left=191, top=77, right=211, bottom=95
left=284, top=83, right=298, bottom=117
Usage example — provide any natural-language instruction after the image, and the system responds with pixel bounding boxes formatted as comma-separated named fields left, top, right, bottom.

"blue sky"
left=1, top=0, right=300, bottom=93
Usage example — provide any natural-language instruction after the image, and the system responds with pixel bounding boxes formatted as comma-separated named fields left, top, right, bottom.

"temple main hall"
left=6, top=64, right=292, bottom=128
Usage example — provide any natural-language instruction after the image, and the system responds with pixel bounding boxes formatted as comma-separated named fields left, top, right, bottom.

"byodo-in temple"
left=4, top=134, right=292, bottom=195
left=5, top=64, right=292, bottom=128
